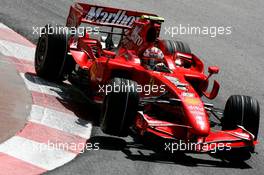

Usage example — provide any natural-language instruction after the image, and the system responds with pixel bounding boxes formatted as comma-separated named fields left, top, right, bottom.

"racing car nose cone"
left=193, top=121, right=210, bottom=136
left=185, top=104, right=210, bottom=136
left=191, top=115, right=210, bottom=136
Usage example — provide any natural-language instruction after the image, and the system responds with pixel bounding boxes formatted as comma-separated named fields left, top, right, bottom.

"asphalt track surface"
left=0, top=0, right=264, bottom=175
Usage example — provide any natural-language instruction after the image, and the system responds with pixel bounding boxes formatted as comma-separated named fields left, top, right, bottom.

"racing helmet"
left=141, top=47, right=164, bottom=69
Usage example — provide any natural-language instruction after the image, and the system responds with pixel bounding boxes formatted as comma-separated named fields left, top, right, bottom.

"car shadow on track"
left=24, top=72, right=101, bottom=126
left=89, top=135, right=252, bottom=169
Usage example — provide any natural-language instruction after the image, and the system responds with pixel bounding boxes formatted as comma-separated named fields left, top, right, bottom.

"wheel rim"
left=35, top=36, right=47, bottom=68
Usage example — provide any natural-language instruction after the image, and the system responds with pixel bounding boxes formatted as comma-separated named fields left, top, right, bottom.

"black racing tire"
left=222, top=95, right=260, bottom=140
left=34, top=24, right=75, bottom=81
left=160, top=40, right=191, bottom=55
left=100, top=78, right=139, bottom=137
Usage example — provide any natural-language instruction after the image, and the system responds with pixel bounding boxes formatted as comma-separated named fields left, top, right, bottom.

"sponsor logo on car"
left=184, top=97, right=200, bottom=105
left=130, top=25, right=143, bottom=46
left=188, top=105, right=205, bottom=116
left=188, top=105, right=203, bottom=111
left=164, top=75, right=188, bottom=91
left=182, top=92, right=194, bottom=97
left=85, top=7, right=140, bottom=26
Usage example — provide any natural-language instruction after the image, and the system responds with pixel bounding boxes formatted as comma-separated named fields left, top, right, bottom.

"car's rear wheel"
left=100, top=78, right=139, bottom=137
left=160, top=40, right=191, bottom=55
left=222, top=95, right=260, bottom=140
left=34, top=25, right=75, bottom=81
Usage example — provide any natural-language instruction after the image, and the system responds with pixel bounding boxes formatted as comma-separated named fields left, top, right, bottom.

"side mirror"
left=208, top=66, right=219, bottom=75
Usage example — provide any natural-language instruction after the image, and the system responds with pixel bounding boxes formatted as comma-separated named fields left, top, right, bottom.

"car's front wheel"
left=222, top=95, right=260, bottom=140
left=100, top=78, right=139, bottom=137
left=215, top=95, right=260, bottom=161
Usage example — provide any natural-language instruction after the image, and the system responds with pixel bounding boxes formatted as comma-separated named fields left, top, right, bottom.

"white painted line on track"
left=0, top=136, right=76, bottom=170
left=29, top=105, right=92, bottom=139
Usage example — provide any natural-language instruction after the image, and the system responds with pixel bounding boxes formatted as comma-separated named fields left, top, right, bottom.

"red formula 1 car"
left=34, top=3, right=260, bottom=156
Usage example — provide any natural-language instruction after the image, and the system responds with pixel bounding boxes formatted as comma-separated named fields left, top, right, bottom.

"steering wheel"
left=153, top=63, right=171, bottom=72
left=175, top=55, right=193, bottom=68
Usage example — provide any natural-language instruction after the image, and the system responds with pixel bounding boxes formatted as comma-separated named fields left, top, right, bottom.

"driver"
left=141, top=46, right=167, bottom=71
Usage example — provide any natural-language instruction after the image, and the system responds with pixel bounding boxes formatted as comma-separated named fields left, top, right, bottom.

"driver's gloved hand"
left=153, top=63, right=169, bottom=72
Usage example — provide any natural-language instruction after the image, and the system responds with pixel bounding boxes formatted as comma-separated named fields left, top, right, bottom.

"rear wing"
left=66, top=3, right=158, bottom=29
